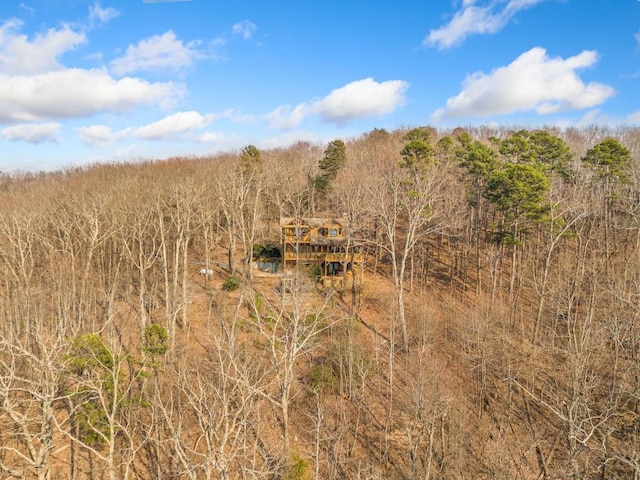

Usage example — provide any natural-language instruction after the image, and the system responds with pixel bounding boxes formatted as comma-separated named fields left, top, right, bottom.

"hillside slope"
left=0, top=125, right=639, bottom=479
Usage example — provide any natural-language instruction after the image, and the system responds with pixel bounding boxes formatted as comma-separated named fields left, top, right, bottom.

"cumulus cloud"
left=266, top=78, right=409, bottom=129
left=133, top=111, right=213, bottom=140
left=110, top=31, right=201, bottom=75
left=0, top=69, right=181, bottom=123
left=232, top=20, right=257, bottom=40
left=0, top=20, right=86, bottom=74
left=315, top=78, right=409, bottom=122
left=0, top=19, right=186, bottom=125
left=1, top=122, right=60, bottom=143
left=76, top=124, right=132, bottom=147
left=426, top=0, right=546, bottom=49
left=431, top=47, right=615, bottom=121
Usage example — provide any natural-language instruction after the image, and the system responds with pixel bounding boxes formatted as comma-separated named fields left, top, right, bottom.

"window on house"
left=329, top=228, right=338, bottom=237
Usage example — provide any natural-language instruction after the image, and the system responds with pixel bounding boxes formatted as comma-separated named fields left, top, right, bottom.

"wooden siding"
left=280, top=216, right=364, bottom=283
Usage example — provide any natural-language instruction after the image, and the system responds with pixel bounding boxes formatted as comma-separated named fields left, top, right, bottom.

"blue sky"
left=0, top=0, right=638, bottom=172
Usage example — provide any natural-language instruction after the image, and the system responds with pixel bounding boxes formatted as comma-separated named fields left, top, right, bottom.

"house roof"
left=279, top=216, right=347, bottom=228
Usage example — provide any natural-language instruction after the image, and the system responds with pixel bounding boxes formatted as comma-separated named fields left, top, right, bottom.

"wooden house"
left=280, top=217, right=364, bottom=286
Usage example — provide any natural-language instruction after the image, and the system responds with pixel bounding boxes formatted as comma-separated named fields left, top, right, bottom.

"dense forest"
left=1, top=124, right=639, bottom=479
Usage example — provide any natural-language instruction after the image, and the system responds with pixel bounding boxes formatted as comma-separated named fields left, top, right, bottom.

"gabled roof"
left=280, top=216, right=346, bottom=228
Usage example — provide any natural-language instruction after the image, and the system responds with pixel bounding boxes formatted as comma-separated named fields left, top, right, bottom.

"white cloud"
left=575, top=108, right=604, bottom=126
left=110, top=31, right=201, bottom=75
left=431, top=47, right=615, bottom=121
left=426, top=0, right=546, bottom=49
left=195, top=131, right=245, bottom=151
left=265, top=104, right=310, bottom=130
left=19, top=3, right=35, bottom=16
left=1, top=122, right=60, bottom=143
left=0, top=18, right=185, bottom=124
left=313, top=78, right=408, bottom=123
left=0, top=20, right=86, bottom=74
left=133, top=111, right=213, bottom=140
left=76, top=124, right=131, bottom=147
left=266, top=78, right=409, bottom=129
left=78, top=109, right=255, bottom=147
left=232, top=20, right=257, bottom=40
left=198, top=131, right=226, bottom=143
left=89, top=3, right=119, bottom=25
left=628, top=111, right=640, bottom=124
left=210, top=108, right=256, bottom=124
left=0, top=69, right=182, bottom=123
